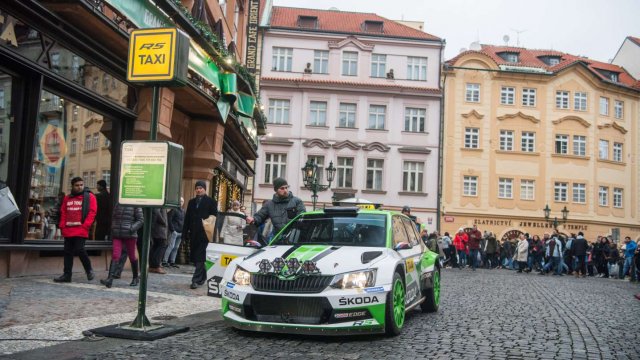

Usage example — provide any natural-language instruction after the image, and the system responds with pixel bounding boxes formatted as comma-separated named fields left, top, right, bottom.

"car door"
left=391, top=215, right=422, bottom=307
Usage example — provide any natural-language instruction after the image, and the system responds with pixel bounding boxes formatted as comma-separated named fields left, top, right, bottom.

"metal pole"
left=130, top=86, right=160, bottom=329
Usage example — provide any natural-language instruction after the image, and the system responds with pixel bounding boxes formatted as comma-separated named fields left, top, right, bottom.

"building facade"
left=255, top=5, right=443, bottom=227
left=612, top=36, right=640, bottom=79
left=442, top=45, right=640, bottom=242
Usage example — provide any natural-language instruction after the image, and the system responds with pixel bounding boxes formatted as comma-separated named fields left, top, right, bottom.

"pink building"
left=255, top=5, right=444, bottom=229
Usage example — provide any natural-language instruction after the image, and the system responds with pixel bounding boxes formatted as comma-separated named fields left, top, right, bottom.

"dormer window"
left=297, top=16, right=318, bottom=29
left=538, top=56, right=562, bottom=66
left=363, top=20, right=384, bottom=33
left=594, top=69, right=620, bottom=82
left=498, top=52, right=519, bottom=63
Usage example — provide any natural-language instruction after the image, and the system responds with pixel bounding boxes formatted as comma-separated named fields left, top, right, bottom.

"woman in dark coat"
left=182, top=180, right=217, bottom=289
left=100, top=204, right=144, bottom=288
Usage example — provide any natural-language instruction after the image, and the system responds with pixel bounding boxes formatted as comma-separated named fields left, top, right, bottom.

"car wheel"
left=385, top=272, right=405, bottom=336
left=421, top=268, right=440, bottom=313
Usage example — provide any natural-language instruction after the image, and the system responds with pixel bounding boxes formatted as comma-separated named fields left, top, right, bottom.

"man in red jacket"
left=467, top=225, right=482, bottom=271
left=54, top=177, right=98, bottom=283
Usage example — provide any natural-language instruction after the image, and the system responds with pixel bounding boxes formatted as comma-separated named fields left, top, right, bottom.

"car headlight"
left=232, top=266, right=251, bottom=286
left=330, top=269, right=376, bottom=289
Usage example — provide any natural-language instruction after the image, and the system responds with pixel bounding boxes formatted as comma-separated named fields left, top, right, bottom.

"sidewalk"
left=0, top=265, right=221, bottom=357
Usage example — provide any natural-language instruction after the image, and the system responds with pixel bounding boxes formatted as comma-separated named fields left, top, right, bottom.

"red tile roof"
left=269, top=6, right=441, bottom=41
left=446, top=45, right=640, bottom=90
left=260, top=76, right=441, bottom=94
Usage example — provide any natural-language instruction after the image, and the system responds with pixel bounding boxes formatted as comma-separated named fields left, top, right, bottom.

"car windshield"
left=270, top=213, right=387, bottom=247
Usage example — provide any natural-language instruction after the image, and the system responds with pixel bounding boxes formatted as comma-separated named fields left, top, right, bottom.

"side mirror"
left=394, top=242, right=411, bottom=251
left=244, top=240, right=262, bottom=249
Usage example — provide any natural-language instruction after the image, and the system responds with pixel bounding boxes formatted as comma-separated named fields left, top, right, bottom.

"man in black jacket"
left=572, top=232, right=588, bottom=277
left=183, top=181, right=218, bottom=289
left=247, top=178, right=305, bottom=236
left=94, top=180, right=111, bottom=240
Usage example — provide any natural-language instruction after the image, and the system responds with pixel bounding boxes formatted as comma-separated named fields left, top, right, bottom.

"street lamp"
left=301, top=159, right=336, bottom=210
left=543, top=204, right=569, bottom=229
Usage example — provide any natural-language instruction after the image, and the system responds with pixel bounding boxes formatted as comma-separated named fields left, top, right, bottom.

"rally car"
left=205, top=207, right=441, bottom=336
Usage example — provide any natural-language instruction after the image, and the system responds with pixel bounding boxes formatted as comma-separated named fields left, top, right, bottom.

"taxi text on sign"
left=127, top=28, right=189, bottom=85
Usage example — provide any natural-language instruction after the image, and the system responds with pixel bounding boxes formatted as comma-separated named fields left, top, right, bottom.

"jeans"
left=457, top=249, right=467, bottom=268
left=503, top=257, right=513, bottom=269
left=163, top=231, right=183, bottom=264
left=622, top=257, right=633, bottom=278
left=63, top=237, right=93, bottom=275
left=469, top=249, right=479, bottom=270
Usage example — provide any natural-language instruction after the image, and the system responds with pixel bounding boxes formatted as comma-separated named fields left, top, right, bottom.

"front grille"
left=251, top=274, right=333, bottom=293
left=246, top=294, right=331, bottom=324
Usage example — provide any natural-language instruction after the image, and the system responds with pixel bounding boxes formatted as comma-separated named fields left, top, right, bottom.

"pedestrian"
left=221, top=200, right=246, bottom=246
left=500, top=237, right=513, bottom=269
left=94, top=179, right=112, bottom=240
left=605, top=240, right=620, bottom=279
left=183, top=180, right=218, bottom=289
left=100, top=204, right=144, bottom=288
left=515, top=234, right=529, bottom=273
left=621, top=236, right=637, bottom=280
left=163, top=197, right=185, bottom=268
left=48, top=191, right=65, bottom=239
left=401, top=206, right=420, bottom=232
left=246, top=177, right=305, bottom=236
left=441, top=232, right=454, bottom=268
left=53, top=177, right=97, bottom=283
left=453, top=228, right=468, bottom=269
left=571, top=232, right=587, bottom=277
left=467, top=225, right=482, bottom=271
left=148, top=208, right=168, bottom=274
left=485, top=232, right=498, bottom=269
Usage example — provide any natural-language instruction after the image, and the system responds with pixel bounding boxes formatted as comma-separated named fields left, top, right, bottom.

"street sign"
left=444, top=216, right=455, bottom=222
left=127, top=28, right=189, bottom=85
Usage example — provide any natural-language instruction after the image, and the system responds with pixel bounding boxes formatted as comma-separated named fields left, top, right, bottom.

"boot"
left=54, top=273, right=71, bottom=283
left=100, top=260, right=118, bottom=288
left=130, top=260, right=139, bottom=286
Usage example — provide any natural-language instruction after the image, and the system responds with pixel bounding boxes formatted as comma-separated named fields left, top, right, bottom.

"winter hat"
left=195, top=180, right=206, bottom=190
left=273, top=177, right=288, bottom=191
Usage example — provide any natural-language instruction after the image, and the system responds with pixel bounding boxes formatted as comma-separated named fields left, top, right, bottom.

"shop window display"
left=0, top=71, right=11, bottom=239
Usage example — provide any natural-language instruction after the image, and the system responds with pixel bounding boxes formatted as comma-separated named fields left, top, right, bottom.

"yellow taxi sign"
left=356, top=204, right=376, bottom=210
left=127, top=28, right=189, bottom=85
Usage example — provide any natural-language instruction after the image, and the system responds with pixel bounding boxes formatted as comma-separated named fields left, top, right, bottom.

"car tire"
left=384, top=272, right=405, bottom=336
left=421, top=268, right=440, bottom=313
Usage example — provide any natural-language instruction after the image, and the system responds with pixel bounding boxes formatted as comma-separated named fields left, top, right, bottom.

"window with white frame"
left=522, top=88, right=536, bottom=107
left=499, top=130, right=514, bottom=151
left=93, top=133, right=100, bottom=150
left=573, top=135, right=586, bottom=156
left=555, top=134, right=568, bottom=154
left=309, top=101, right=327, bottom=126
left=336, top=157, right=353, bottom=188
left=371, top=54, right=386, bottom=78
left=70, top=138, right=77, bottom=155
left=84, top=135, right=92, bottom=151
left=613, top=142, right=623, bottom=162
left=307, top=155, right=325, bottom=183
left=272, top=47, right=292, bottom=71
left=268, top=99, right=290, bottom=124
left=599, top=97, right=609, bottom=116
left=264, top=153, right=287, bottom=183
left=500, top=86, right=515, bottom=105
left=0, top=89, right=4, bottom=109
left=554, top=182, right=568, bottom=202
left=555, top=91, right=569, bottom=109
left=82, top=171, right=89, bottom=184
left=403, top=161, right=424, bottom=192
left=339, top=103, right=357, bottom=128
left=407, top=57, right=427, bottom=81
left=521, top=131, right=535, bottom=152
left=613, top=188, right=623, bottom=208
left=463, top=176, right=478, bottom=196
left=598, top=186, right=608, bottom=206
left=464, top=128, right=479, bottom=149
left=368, top=105, right=386, bottom=129
left=574, top=92, right=587, bottom=111
left=89, top=171, right=96, bottom=188
left=342, top=51, right=358, bottom=76
left=102, top=170, right=111, bottom=188
left=520, top=179, right=535, bottom=200
left=599, top=139, right=609, bottom=160
left=404, top=107, right=426, bottom=132
left=573, top=183, right=586, bottom=203
left=465, top=83, right=480, bottom=102
left=498, top=178, right=513, bottom=199
left=313, top=50, right=329, bottom=74
left=614, top=100, right=623, bottom=119
left=366, top=159, right=383, bottom=190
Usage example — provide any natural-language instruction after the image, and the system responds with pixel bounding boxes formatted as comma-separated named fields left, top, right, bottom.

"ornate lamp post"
left=543, top=204, right=569, bottom=229
left=301, top=159, right=336, bottom=210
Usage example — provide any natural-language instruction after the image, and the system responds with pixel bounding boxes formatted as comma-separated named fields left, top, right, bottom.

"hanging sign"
left=127, top=27, right=189, bottom=85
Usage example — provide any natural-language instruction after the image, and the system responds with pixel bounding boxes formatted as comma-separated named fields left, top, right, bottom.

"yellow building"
left=442, top=45, right=640, bottom=242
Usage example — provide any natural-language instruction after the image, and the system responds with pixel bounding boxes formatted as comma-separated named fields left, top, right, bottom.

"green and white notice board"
left=118, top=141, right=183, bottom=207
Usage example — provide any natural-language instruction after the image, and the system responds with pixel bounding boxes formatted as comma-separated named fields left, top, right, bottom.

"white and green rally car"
left=205, top=207, right=441, bottom=336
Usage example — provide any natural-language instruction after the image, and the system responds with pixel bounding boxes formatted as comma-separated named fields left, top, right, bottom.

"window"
left=599, top=97, right=609, bottom=116
left=264, top=153, right=287, bottom=183
left=298, top=15, right=318, bottom=29
left=521, top=132, right=535, bottom=152
left=501, top=52, right=519, bottom=63
left=368, top=105, right=386, bottom=129
left=520, top=180, right=535, bottom=200
left=498, top=178, right=513, bottom=199
left=555, top=135, right=568, bottom=154
left=72, top=106, right=78, bottom=121
left=309, top=101, right=327, bottom=126
left=613, top=142, right=623, bottom=162
left=464, top=128, right=479, bottom=149
left=307, top=155, right=325, bottom=183
left=499, top=130, right=514, bottom=151
left=50, top=52, right=60, bottom=73
left=70, top=138, right=77, bottom=155
left=404, top=108, right=426, bottom=132
left=313, top=50, right=328, bottom=74
left=89, top=171, right=96, bottom=189
left=102, top=170, right=111, bottom=189
left=500, top=86, right=515, bottom=105
left=522, top=88, right=536, bottom=107
left=85, top=135, right=92, bottom=151
left=407, top=57, right=427, bottom=81
left=336, top=157, right=353, bottom=188
left=613, top=188, right=623, bottom=208
left=598, top=186, right=608, bottom=206
left=366, top=159, right=383, bottom=190
left=342, top=51, right=358, bottom=76
left=554, top=182, right=568, bottom=202
left=573, top=135, right=586, bottom=156
left=556, top=91, right=569, bottom=109
left=92, top=133, right=100, bottom=150
left=573, top=183, right=586, bottom=203
left=574, top=92, right=587, bottom=111
left=463, top=176, right=478, bottom=196
left=465, top=83, right=480, bottom=102
left=71, top=55, right=80, bottom=81
left=614, top=100, right=623, bottom=119
left=371, top=54, right=386, bottom=78
left=338, top=103, right=357, bottom=128
left=599, top=140, right=609, bottom=160
left=272, top=47, right=292, bottom=72
left=268, top=99, right=290, bottom=124
left=0, top=89, right=4, bottom=110
left=402, top=161, right=424, bottom=192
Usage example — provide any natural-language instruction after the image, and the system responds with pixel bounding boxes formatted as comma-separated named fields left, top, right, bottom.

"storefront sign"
left=473, top=218, right=513, bottom=227
left=470, top=218, right=588, bottom=231
left=244, top=0, right=260, bottom=73
left=444, top=216, right=455, bottom=222
left=501, top=230, right=523, bottom=241
left=127, top=28, right=189, bottom=85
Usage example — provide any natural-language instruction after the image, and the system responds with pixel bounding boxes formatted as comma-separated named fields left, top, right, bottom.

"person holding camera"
left=246, top=178, right=305, bottom=236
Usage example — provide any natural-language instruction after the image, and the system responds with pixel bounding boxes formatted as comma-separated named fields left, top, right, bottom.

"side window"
left=402, top=218, right=420, bottom=247
left=392, top=216, right=410, bottom=247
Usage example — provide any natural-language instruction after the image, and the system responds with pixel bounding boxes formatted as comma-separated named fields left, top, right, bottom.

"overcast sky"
left=272, top=0, right=640, bottom=64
